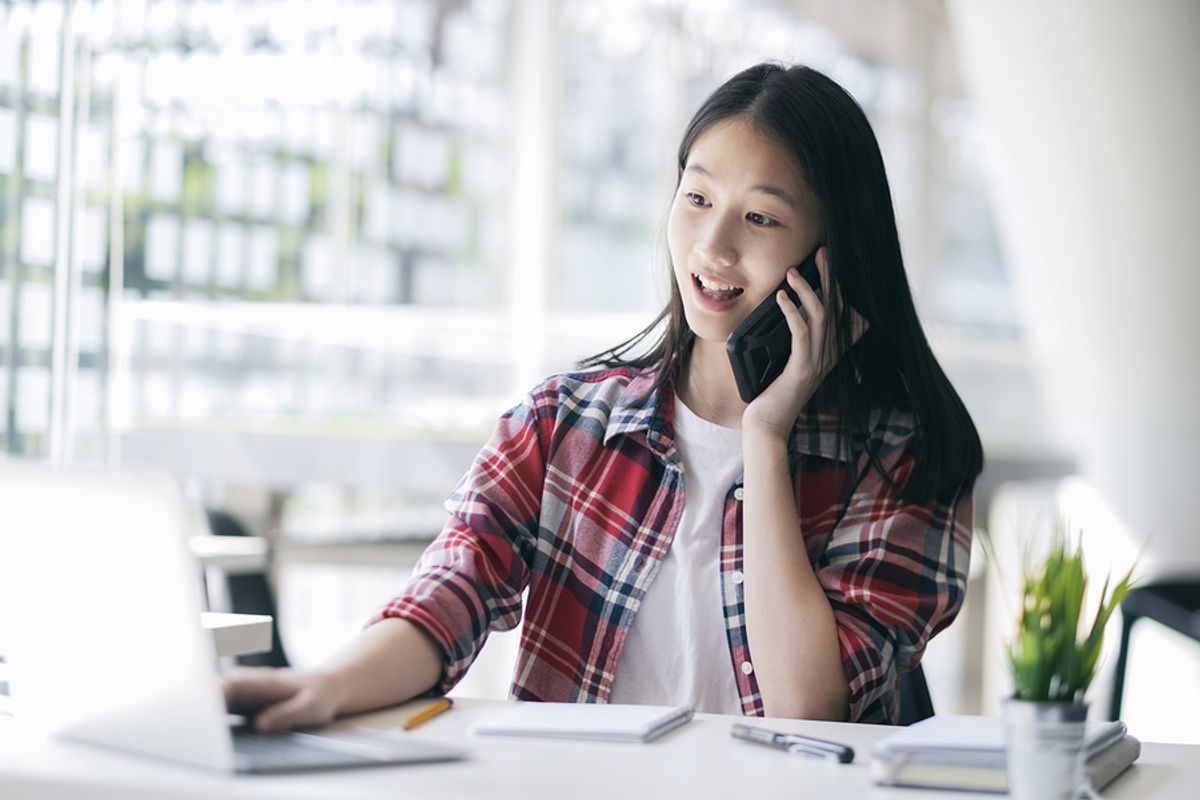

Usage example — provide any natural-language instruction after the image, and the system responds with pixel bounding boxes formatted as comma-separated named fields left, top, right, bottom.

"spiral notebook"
left=471, top=703, right=695, bottom=743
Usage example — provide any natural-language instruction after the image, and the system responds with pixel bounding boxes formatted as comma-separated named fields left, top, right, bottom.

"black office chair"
left=897, top=664, right=935, bottom=726
left=204, top=509, right=290, bottom=668
left=1107, top=581, right=1200, bottom=720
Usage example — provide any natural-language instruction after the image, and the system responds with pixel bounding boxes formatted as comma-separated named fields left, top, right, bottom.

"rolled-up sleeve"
left=816, top=443, right=973, bottom=723
left=366, top=396, right=548, bottom=693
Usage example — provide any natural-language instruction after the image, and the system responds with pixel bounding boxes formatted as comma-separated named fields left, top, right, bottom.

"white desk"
left=201, top=612, right=273, bottom=659
left=0, top=697, right=1196, bottom=800
left=190, top=536, right=270, bottom=575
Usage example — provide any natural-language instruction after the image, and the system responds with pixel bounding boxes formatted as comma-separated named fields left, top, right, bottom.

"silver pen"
left=730, top=723, right=855, bottom=763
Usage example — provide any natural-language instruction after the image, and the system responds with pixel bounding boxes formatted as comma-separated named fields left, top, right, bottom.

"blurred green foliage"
left=1008, top=528, right=1135, bottom=703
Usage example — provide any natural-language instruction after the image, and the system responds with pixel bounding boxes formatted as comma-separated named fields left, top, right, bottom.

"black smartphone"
left=725, top=249, right=822, bottom=403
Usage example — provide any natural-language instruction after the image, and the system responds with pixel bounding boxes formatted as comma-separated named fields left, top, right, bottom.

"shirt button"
left=740, top=661, right=754, bottom=675
left=733, top=486, right=745, bottom=501
left=731, top=570, right=744, bottom=585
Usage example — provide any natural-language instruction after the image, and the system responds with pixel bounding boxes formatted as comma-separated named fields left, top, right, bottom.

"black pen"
left=730, top=723, right=855, bottom=763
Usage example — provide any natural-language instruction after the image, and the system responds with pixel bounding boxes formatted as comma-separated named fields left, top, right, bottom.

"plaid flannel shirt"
left=369, top=366, right=972, bottom=723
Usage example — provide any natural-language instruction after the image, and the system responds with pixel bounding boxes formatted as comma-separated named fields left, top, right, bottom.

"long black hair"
left=580, top=62, right=983, bottom=505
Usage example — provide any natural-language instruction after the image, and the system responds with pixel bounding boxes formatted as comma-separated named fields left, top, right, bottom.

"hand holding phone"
left=725, top=248, right=822, bottom=403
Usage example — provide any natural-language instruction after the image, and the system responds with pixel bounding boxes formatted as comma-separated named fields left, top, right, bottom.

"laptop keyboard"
left=232, top=728, right=396, bottom=773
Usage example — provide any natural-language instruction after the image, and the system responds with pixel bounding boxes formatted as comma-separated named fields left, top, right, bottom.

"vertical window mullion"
left=48, top=0, right=80, bottom=465
left=507, top=0, right=560, bottom=396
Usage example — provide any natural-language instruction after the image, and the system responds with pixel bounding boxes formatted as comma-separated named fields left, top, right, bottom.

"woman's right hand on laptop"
left=223, top=619, right=444, bottom=732
left=224, top=667, right=346, bottom=733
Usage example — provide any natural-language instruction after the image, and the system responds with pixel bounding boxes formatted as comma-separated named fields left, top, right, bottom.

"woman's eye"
left=686, top=192, right=709, bottom=207
left=747, top=212, right=777, bottom=227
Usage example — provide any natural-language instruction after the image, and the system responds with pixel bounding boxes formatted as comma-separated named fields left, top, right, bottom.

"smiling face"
left=668, top=116, right=821, bottom=347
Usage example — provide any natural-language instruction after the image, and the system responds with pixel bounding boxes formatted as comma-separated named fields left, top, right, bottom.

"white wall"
left=947, top=0, right=1200, bottom=578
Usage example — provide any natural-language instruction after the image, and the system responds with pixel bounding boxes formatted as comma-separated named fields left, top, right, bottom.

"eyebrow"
left=684, top=163, right=800, bottom=209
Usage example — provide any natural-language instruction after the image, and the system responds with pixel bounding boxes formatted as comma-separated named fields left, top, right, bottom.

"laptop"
left=0, top=459, right=465, bottom=773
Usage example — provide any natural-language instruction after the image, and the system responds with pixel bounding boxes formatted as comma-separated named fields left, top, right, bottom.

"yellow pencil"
left=401, top=697, right=454, bottom=730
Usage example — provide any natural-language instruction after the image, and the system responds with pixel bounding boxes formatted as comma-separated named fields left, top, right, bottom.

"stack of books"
left=871, top=714, right=1140, bottom=793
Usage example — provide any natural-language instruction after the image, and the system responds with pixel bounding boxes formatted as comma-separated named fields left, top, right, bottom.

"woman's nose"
left=695, top=213, right=739, bottom=267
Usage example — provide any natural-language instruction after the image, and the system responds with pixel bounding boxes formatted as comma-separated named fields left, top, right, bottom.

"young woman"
left=225, top=62, right=983, bottom=729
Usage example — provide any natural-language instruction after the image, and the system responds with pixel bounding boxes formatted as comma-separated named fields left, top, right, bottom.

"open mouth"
left=692, top=273, right=745, bottom=302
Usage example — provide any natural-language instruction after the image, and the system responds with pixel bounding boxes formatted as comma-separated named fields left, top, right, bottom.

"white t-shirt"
left=608, top=395, right=744, bottom=714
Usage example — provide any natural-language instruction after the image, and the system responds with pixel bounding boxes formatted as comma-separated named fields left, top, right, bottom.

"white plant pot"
left=1003, top=698, right=1089, bottom=800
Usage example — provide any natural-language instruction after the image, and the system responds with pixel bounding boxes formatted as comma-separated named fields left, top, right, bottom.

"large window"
left=1, top=0, right=1031, bottom=538
left=2, top=1, right=516, bottom=535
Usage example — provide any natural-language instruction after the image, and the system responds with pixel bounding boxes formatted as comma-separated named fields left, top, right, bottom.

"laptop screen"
left=0, top=462, right=236, bottom=770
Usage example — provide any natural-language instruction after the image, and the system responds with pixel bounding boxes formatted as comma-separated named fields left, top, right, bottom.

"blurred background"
left=0, top=0, right=1196, bottom=743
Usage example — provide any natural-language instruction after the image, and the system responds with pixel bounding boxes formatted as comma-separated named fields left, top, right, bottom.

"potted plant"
left=1004, top=527, right=1135, bottom=800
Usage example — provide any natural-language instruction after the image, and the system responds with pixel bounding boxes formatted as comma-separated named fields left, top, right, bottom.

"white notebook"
left=471, top=702, right=695, bottom=743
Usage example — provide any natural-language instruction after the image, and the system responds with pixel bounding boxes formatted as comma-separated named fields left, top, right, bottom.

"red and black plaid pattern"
left=370, top=367, right=972, bottom=723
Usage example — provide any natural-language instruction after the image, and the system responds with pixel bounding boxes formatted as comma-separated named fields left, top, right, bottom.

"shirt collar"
left=603, top=368, right=671, bottom=454
left=603, top=367, right=851, bottom=463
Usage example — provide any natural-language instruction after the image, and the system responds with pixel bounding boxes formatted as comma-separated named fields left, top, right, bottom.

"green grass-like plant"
left=1007, top=528, right=1135, bottom=703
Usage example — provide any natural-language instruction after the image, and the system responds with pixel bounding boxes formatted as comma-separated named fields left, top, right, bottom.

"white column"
left=948, top=0, right=1200, bottom=577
